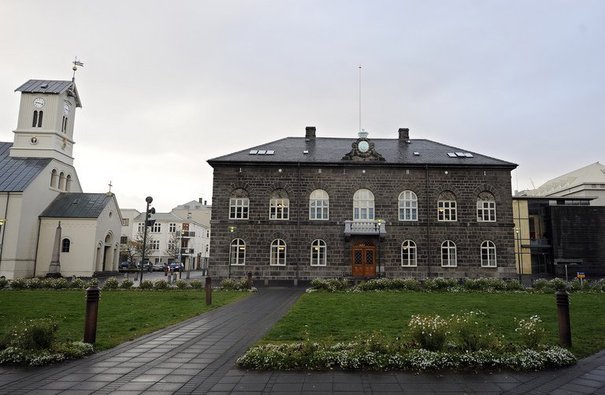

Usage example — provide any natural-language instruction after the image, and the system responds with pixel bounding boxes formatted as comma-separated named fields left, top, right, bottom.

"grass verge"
left=0, top=290, right=248, bottom=350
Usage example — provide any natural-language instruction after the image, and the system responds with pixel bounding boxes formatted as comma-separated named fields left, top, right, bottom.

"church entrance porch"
left=351, top=243, right=376, bottom=278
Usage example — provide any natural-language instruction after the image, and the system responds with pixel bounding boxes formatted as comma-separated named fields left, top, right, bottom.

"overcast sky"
left=1, top=1, right=603, bottom=212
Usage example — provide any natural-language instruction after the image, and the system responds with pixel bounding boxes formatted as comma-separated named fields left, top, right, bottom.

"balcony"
left=180, top=248, right=195, bottom=255
left=344, top=220, right=386, bottom=236
left=177, top=231, right=196, bottom=238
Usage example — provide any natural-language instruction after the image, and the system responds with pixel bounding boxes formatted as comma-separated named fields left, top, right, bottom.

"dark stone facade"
left=209, top=162, right=517, bottom=281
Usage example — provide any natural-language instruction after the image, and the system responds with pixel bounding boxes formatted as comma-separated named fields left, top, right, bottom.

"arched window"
left=477, top=192, right=496, bottom=222
left=50, top=169, right=58, bottom=188
left=353, top=189, right=375, bottom=220
left=229, top=189, right=249, bottom=219
left=32, top=111, right=43, bottom=128
left=401, top=240, right=417, bottom=267
left=270, top=239, right=287, bottom=266
left=61, top=238, right=71, bottom=253
left=269, top=190, right=289, bottom=220
left=481, top=241, right=497, bottom=267
left=441, top=240, right=457, bottom=267
left=310, top=239, right=327, bottom=266
left=437, top=191, right=457, bottom=221
left=65, top=175, right=72, bottom=192
left=230, top=239, right=246, bottom=266
left=59, top=172, right=66, bottom=190
left=398, top=190, right=418, bottom=221
left=309, top=189, right=329, bottom=220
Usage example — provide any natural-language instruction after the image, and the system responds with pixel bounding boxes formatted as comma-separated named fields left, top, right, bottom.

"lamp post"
left=515, top=228, right=522, bottom=284
left=139, top=196, right=155, bottom=283
left=375, top=219, right=383, bottom=278
left=228, top=226, right=236, bottom=279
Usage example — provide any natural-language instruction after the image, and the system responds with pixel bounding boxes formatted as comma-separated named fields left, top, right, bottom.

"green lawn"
left=0, top=290, right=248, bottom=350
left=263, top=292, right=605, bottom=358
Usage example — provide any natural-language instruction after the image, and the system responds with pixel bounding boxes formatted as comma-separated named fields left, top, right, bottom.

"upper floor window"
left=401, top=240, right=417, bottom=267
left=61, top=116, right=68, bottom=133
left=353, top=189, right=375, bottom=220
left=441, top=240, right=457, bottom=267
left=310, top=239, right=327, bottom=266
left=230, top=238, right=246, bottom=266
left=477, top=192, right=496, bottom=222
left=137, top=222, right=145, bottom=232
left=398, top=190, right=418, bottom=221
left=270, top=190, right=289, bottom=220
left=151, top=222, right=161, bottom=233
left=121, top=218, right=129, bottom=226
left=481, top=241, right=497, bottom=267
left=150, top=240, right=160, bottom=250
left=32, top=110, right=43, bottom=128
left=309, top=189, right=329, bottom=220
left=229, top=189, right=249, bottom=220
left=438, top=191, right=457, bottom=222
left=120, top=236, right=128, bottom=245
left=65, top=175, right=72, bottom=192
left=61, top=238, right=70, bottom=253
left=169, top=223, right=176, bottom=233
left=270, top=239, right=287, bottom=266
left=59, top=172, right=66, bottom=191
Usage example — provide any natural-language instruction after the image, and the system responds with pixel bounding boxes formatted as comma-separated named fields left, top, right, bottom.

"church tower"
left=9, top=79, right=82, bottom=165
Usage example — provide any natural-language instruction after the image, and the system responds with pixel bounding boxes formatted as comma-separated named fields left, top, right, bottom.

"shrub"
left=515, top=315, right=545, bottom=349
left=48, top=278, right=69, bottom=289
left=424, top=278, right=458, bottom=291
left=2, top=318, right=58, bottom=350
left=220, top=277, right=249, bottom=291
left=190, top=280, right=203, bottom=289
left=139, top=280, right=154, bottom=290
left=355, top=278, right=421, bottom=291
left=102, top=277, right=119, bottom=290
left=449, top=310, right=501, bottom=351
left=175, top=280, right=190, bottom=289
left=153, top=280, right=169, bottom=290
left=311, top=278, right=349, bottom=292
left=505, top=280, right=524, bottom=291
left=462, top=278, right=508, bottom=292
left=407, top=314, right=449, bottom=351
left=120, top=279, right=134, bottom=289
left=9, top=278, right=28, bottom=290
left=69, top=278, right=87, bottom=289
left=0, top=277, right=8, bottom=289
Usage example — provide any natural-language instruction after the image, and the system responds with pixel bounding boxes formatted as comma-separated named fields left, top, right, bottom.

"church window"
left=50, top=169, right=58, bottom=188
left=61, top=238, right=71, bottom=253
left=66, top=175, right=72, bottom=192
left=32, top=111, right=43, bottom=127
left=59, top=172, right=66, bottom=191
left=62, top=116, right=68, bottom=133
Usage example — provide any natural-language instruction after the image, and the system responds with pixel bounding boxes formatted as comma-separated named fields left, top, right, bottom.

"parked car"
left=151, top=262, right=164, bottom=271
left=137, top=260, right=153, bottom=272
left=169, top=262, right=184, bottom=272
left=119, top=261, right=130, bottom=270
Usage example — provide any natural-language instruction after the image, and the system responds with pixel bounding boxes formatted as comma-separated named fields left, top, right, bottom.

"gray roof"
left=15, top=80, right=82, bottom=107
left=40, top=193, right=113, bottom=218
left=208, top=137, right=517, bottom=168
left=0, top=142, right=51, bottom=192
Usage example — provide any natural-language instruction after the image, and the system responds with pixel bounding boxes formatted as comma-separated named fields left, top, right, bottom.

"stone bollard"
left=556, top=290, right=572, bottom=348
left=205, top=277, right=212, bottom=305
left=84, top=285, right=100, bottom=344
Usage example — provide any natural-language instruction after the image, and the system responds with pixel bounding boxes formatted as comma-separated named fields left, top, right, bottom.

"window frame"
left=441, top=240, right=457, bottom=267
left=353, top=189, right=375, bottom=220
left=61, top=238, right=70, bottom=253
left=270, top=239, right=287, bottom=266
left=229, top=197, right=250, bottom=220
left=401, top=240, right=417, bottom=267
left=151, top=222, right=161, bottom=233
left=310, top=239, right=327, bottom=266
left=269, top=190, right=290, bottom=220
left=398, top=190, right=418, bottom=221
left=481, top=240, right=497, bottom=267
left=230, top=238, right=246, bottom=266
left=309, top=189, right=329, bottom=220
left=477, top=192, right=497, bottom=222
left=437, top=192, right=457, bottom=222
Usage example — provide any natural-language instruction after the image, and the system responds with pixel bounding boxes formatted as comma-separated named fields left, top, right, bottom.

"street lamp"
left=228, top=226, right=236, bottom=279
left=375, top=219, right=383, bottom=278
left=139, top=196, right=155, bottom=283
left=515, top=227, right=522, bottom=284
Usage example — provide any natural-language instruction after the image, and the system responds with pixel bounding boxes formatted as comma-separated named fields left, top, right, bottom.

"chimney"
left=398, top=128, right=410, bottom=141
left=204, top=200, right=207, bottom=205
left=305, top=126, right=316, bottom=140
left=199, top=197, right=203, bottom=203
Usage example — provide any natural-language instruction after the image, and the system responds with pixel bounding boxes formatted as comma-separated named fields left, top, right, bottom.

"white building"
left=0, top=78, right=123, bottom=279
left=520, top=162, right=605, bottom=206
left=171, top=198, right=212, bottom=228
left=121, top=209, right=210, bottom=270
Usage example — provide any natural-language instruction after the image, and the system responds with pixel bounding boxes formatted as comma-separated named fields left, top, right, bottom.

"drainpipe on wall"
left=33, top=216, right=42, bottom=277
left=425, top=165, right=431, bottom=278
left=294, top=162, right=301, bottom=286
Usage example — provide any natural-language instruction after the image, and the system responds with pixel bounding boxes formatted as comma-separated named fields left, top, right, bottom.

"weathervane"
left=72, top=57, right=84, bottom=81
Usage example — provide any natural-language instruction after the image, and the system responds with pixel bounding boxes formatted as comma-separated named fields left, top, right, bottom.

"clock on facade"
left=33, top=97, right=45, bottom=108
left=358, top=140, right=370, bottom=153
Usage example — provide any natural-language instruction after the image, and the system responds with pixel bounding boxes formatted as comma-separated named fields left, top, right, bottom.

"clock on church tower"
left=10, top=79, right=82, bottom=165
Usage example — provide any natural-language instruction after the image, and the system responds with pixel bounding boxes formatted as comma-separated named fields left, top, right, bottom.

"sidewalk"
left=0, top=287, right=604, bottom=394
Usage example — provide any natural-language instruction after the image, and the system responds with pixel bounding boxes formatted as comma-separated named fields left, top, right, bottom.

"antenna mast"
left=72, top=57, right=84, bottom=81
left=358, top=65, right=362, bottom=133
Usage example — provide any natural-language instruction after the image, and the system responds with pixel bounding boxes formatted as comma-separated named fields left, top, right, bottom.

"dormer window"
left=32, top=110, right=43, bottom=128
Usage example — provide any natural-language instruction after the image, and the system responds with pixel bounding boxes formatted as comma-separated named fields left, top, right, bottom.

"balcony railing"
left=344, top=220, right=386, bottom=236
left=176, top=231, right=196, bottom=238
left=180, top=248, right=195, bottom=255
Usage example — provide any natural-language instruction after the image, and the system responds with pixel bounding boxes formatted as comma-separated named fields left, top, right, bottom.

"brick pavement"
left=0, top=287, right=604, bottom=394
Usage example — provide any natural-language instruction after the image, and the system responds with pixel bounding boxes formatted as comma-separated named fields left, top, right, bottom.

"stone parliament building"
left=208, top=127, right=517, bottom=282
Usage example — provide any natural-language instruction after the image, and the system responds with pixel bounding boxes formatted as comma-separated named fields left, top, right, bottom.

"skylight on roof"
left=447, top=153, right=457, bottom=158
left=464, top=153, right=474, bottom=158
left=447, top=152, right=474, bottom=159
left=455, top=152, right=466, bottom=157
left=257, top=150, right=267, bottom=155
left=413, top=152, right=420, bottom=156
left=249, top=150, right=258, bottom=155
left=266, top=150, right=275, bottom=155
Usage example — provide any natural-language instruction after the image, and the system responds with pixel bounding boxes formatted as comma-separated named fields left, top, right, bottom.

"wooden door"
left=352, top=244, right=376, bottom=277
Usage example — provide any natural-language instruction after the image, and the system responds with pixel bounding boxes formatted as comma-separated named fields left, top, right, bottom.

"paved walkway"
left=0, top=287, right=604, bottom=394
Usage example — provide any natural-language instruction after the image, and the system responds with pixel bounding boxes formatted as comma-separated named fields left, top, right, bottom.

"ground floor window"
left=481, top=240, right=497, bottom=267
left=401, top=240, right=417, bottom=266
left=310, top=239, right=327, bottom=266
left=270, top=239, right=286, bottom=266
left=230, top=238, right=246, bottom=265
left=441, top=240, right=457, bottom=267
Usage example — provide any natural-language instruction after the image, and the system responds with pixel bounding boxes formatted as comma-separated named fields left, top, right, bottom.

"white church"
left=0, top=77, right=122, bottom=279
